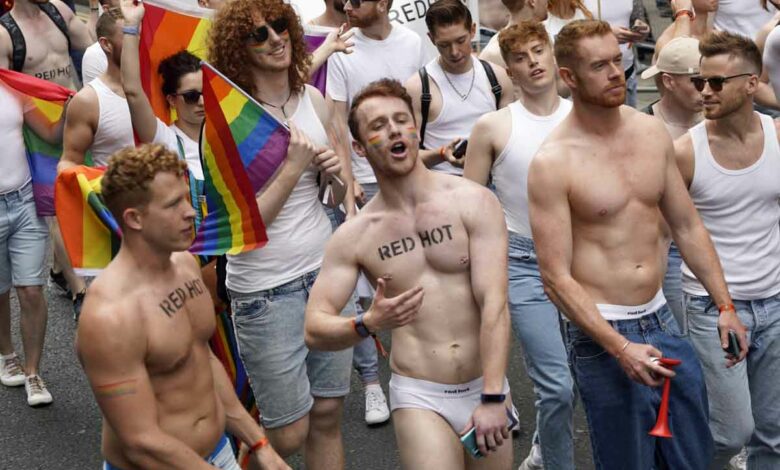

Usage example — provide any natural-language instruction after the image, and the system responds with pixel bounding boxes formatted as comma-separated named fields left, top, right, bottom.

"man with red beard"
left=528, top=19, right=740, bottom=469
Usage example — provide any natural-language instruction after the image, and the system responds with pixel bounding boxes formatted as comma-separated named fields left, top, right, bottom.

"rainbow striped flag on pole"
left=54, top=166, right=122, bottom=276
left=0, top=68, right=74, bottom=216
left=140, top=0, right=212, bottom=124
left=190, top=62, right=290, bottom=256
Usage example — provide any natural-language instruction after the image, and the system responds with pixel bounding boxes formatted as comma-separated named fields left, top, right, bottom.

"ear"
left=527, top=0, right=537, bottom=10
left=378, top=0, right=387, bottom=13
left=166, top=94, right=177, bottom=109
left=98, top=36, right=111, bottom=55
left=123, top=207, right=143, bottom=232
left=427, top=31, right=434, bottom=44
left=660, top=73, right=674, bottom=91
left=558, top=66, right=576, bottom=90
left=746, top=73, right=760, bottom=96
left=352, top=139, right=367, bottom=159
left=470, top=22, right=477, bottom=38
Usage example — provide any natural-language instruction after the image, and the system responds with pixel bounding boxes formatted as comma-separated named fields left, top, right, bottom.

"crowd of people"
left=1, top=0, right=780, bottom=469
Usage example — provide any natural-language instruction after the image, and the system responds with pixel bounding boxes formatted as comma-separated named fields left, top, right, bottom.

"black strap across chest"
left=0, top=3, right=70, bottom=72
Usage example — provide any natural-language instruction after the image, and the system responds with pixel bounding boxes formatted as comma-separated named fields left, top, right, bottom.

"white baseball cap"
left=641, top=37, right=701, bottom=79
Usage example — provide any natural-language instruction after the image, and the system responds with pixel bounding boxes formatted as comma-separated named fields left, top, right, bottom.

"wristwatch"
left=480, top=393, right=506, bottom=404
left=353, top=313, right=371, bottom=338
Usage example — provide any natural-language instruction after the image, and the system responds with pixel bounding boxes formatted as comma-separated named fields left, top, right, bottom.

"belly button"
left=451, top=343, right=460, bottom=349
left=460, top=257, right=469, bottom=265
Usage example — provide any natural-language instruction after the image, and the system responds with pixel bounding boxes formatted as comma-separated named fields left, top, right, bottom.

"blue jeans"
left=566, top=305, right=713, bottom=470
left=686, top=293, right=780, bottom=470
left=626, top=69, right=638, bottom=108
left=353, top=182, right=380, bottom=384
left=230, top=270, right=354, bottom=429
left=507, top=233, right=575, bottom=469
left=663, top=243, right=685, bottom=335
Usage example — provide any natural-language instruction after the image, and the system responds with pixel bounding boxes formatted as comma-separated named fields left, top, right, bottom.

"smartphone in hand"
left=460, top=407, right=519, bottom=459
left=452, top=139, right=468, bottom=159
left=718, top=327, right=741, bottom=357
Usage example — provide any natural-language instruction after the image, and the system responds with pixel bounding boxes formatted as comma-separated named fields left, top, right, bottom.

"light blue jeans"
left=353, top=182, right=380, bottom=384
left=626, top=69, right=638, bottom=108
left=686, top=293, right=780, bottom=470
left=663, top=243, right=685, bottom=335
left=508, top=233, right=575, bottom=469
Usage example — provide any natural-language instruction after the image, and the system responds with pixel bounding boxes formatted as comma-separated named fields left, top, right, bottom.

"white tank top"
left=88, top=77, right=134, bottom=167
left=226, top=86, right=333, bottom=292
left=681, top=113, right=780, bottom=300
left=492, top=98, right=572, bottom=237
left=424, top=57, right=498, bottom=176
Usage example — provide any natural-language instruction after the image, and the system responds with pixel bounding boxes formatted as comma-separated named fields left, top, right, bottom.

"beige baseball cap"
left=641, top=37, right=701, bottom=79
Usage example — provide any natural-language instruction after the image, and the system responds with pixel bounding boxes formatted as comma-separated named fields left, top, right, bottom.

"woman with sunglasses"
left=119, top=6, right=205, bottom=181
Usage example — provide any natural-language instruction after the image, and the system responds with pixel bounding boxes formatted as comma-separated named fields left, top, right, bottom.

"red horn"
left=648, top=358, right=682, bottom=439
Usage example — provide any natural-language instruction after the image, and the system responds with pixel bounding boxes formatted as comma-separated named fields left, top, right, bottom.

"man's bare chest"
left=359, top=214, right=470, bottom=287
left=14, top=17, right=72, bottom=81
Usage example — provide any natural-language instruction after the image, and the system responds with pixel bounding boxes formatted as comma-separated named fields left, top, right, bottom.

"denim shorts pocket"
left=231, top=296, right=270, bottom=322
left=508, top=248, right=533, bottom=262
left=571, top=337, right=608, bottom=361
left=684, top=294, right=715, bottom=317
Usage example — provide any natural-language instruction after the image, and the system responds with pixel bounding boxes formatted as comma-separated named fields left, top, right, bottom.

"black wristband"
left=353, top=313, right=371, bottom=338
left=480, top=393, right=506, bottom=404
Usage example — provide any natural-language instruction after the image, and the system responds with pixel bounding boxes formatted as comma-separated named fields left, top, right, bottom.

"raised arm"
left=529, top=147, right=671, bottom=386
left=58, top=90, right=97, bottom=172
left=661, top=128, right=747, bottom=362
left=310, top=26, right=354, bottom=73
left=119, top=0, right=159, bottom=143
left=76, top=298, right=213, bottom=470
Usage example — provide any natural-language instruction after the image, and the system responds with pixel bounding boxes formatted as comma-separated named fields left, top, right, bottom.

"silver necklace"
left=440, top=59, right=476, bottom=101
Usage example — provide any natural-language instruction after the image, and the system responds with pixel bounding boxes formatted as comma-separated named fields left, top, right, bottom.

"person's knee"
left=309, top=397, right=344, bottom=434
left=267, top=417, right=309, bottom=457
left=15, top=286, right=45, bottom=309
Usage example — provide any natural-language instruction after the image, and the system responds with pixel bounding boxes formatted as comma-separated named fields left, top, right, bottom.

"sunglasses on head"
left=690, top=73, right=754, bottom=92
left=173, top=90, right=203, bottom=105
left=347, top=0, right=378, bottom=8
left=246, top=17, right=290, bottom=44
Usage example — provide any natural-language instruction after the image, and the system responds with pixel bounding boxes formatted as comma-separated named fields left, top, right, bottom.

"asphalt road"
left=0, top=283, right=597, bottom=470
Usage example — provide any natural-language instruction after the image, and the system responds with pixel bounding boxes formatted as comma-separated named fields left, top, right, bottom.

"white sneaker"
left=364, top=386, right=390, bottom=425
left=518, top=444, right=544, bottom=470
left=1, top=354, right=25, bottom=387
left=729, top=448, right=747, bottom=470
left=25, top=375, right=53, bottom=407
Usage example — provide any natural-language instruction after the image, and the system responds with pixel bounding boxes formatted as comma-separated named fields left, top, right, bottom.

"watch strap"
left=480, top=393, right=506, bottom=404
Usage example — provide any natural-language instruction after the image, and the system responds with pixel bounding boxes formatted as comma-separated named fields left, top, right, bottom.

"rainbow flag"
left=54, top=166, right=122, bottom=276
left=0, top=68, right=74, bottom=216
left=140, top=0, right=212, bottom=124
left=191, top=62, right=290, bottom=256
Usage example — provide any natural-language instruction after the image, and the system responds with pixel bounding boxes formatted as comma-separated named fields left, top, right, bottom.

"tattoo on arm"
left=377, top=224, right=454, bottom=261
left=95, top=379, right=138, bottom=398
left=158, top=278, right=205, bottom=317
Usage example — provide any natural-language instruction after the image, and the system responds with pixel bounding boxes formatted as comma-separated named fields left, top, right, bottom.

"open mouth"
left=390, top=142, right=407, bottom=156
left=530, top=68, right=545, bottom=78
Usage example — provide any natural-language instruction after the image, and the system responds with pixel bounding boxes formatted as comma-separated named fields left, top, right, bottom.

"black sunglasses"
left=347, top=0, right=378, bottom=7
left=690, top=73, right=754, bottom=92
left=246, top=17, right=290, bottom=44
left=173, top=90, right=203, bottom=105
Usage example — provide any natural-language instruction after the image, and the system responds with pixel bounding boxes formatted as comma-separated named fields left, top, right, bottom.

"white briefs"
left=389, top=373, right=513, bottom=434
left=596, top=289, right=667, bottom=321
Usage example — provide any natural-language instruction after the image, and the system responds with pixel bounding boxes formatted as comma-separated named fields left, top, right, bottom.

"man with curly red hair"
left=207, top=0, right=351, bottom=468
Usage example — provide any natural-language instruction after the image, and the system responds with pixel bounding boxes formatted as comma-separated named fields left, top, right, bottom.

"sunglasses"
left=246, top=17, right=290, bottom=44
left=347, top=0, right=378, bottom=8
left=173, top=90, right=203, bottom=105
left=690, top=73, right=754, bottom=92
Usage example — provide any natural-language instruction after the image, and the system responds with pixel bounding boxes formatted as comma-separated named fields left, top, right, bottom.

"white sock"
left=365, top=383, right=382, bottom=394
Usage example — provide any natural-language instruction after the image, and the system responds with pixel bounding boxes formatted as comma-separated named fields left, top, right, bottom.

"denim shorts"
left=230, top=269, right=354, bottom=429
left=0, top=181, right=49, bottom=293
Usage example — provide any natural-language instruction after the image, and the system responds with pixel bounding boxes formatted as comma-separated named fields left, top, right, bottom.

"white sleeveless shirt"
left=681, top=113, right=780, bottom=299
left=226, top=86, right=333, bottom=292
left=87, top=77, right=134, bottom=167
left=492, top=98, right=572, bottom=237
left=423, top=56, right=498, bottom=176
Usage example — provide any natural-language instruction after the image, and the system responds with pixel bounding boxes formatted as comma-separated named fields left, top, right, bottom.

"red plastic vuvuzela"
left=648, top=358, right=682, bottom=438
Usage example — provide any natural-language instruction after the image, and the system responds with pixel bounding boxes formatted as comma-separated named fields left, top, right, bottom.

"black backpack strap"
left=479, top=59, right=502, bottom=109
left=0, top=13, right=26, bottom=72
left=418, top=65, right=431, bottom=150
left=39, top=2, right=71, bottom=51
